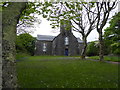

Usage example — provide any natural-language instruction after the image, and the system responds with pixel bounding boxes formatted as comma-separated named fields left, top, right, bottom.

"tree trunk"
left=81, top=37, right=87, bottom=59
left=98, top=31, right=104, bottom=61
left=0, top=10, right=2, bottom=89
left=2, top=2, right=26, bottom=88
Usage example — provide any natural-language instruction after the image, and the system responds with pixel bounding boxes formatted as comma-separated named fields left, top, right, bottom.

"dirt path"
left=58, top=57, right=120, bottom=64
left=85, top=58, right=120, bottom=64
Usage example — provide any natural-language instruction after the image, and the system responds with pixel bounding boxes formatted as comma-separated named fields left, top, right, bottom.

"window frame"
left=43, top=43, right=47, bottom=52
left=65, top=37, right=69, bottom=45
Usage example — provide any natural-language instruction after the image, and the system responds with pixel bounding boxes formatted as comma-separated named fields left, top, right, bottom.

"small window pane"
left=43, top=43, right=47, bottom=52
left=65, top=37, right=69, bottom=45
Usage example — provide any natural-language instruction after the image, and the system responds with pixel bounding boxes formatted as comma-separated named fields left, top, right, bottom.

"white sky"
left=30, top=2, right=119, bottom=42
left=30, top=15, right=109, bottom=42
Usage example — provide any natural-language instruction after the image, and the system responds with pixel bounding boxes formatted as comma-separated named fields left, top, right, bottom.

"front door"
left=65, top=49, right=68, bottom=56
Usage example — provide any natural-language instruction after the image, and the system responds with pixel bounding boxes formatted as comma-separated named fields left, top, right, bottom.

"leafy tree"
left=104, top=12, right=120, bottom=55
left=16, top=33, right=36, bottom=56
left=16, top=2, right=41, bottom=34
left=2, top=2, right=41, bottom=34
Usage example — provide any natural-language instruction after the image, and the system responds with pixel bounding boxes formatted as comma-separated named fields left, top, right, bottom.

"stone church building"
left=35, top=21, right=83, bottom=56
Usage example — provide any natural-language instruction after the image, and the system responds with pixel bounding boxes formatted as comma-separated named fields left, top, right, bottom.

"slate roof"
left=37, top=35, right=83, bottom=43
left=37, top=35, right=56, bottom=41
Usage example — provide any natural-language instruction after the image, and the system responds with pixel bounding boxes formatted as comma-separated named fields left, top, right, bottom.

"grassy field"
left=88, top=56, right=120, bottom=62
left=16, top=56, right=118, bottom=88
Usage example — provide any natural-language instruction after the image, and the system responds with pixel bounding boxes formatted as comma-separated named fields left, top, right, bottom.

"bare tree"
left=42, top=2, right=98, bottom=59
left=95, top=1, right=117, bottom=61
left=69, top=2, right=98, bottom=59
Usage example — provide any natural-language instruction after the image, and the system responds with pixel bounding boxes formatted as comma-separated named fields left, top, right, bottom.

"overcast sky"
left=31, top=15, right=100, bottom=42
left=30, top=14, right=111, bottom=42
left=30, top=2, right=119, bottom=42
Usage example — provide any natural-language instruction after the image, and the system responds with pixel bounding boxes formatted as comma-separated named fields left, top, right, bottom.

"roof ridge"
left=37, top=34, right=56, bottom=37
left=37, top=34, right=56, bottom=41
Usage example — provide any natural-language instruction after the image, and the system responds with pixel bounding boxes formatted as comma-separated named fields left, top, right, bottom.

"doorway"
left=65, top=49, right=68, bottom=56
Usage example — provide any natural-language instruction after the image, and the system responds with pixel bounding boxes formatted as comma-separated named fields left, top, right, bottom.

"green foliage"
left=38, top=2, right=85, bottom=28
left=17, top=56, right=118, bottom=88
left=86, top=41, right=99, bottom=56
left=104, top=12, right=120, bottom=55
left=2, top=2, right=41, bottom=34
left=20, top=2, right=37, bottom=20
left=16, top=33, right=36, bottom=55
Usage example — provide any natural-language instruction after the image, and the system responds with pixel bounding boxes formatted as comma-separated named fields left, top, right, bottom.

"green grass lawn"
left=16, top=56, right=118, bottom=88
left=88, top=56, right=120, bottom=62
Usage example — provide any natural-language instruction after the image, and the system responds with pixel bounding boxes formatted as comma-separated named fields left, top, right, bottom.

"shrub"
left=86, top=41, right=99, bottom=56
left=16, top=33, right=36, bottom=56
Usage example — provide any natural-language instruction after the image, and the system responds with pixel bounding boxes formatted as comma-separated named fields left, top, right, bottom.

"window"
left=43, top=43, right=47, bottom=52
left=65, top=37, right=69, bottom=45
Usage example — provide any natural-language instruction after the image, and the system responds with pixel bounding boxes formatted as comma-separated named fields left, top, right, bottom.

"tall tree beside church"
left=95, top=2, right=117, bottom=61
left=2, top=2, right=27, bottom=88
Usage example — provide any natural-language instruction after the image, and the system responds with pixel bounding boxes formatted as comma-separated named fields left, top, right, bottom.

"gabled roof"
left=37, top=35, right=56, bottom=41
left=37, top=35, right=83, bottom=43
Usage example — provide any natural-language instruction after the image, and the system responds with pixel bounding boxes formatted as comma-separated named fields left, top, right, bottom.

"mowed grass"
left=88, top=56, right=120, bottom=62
left=16, top=56, right=118, bottom=88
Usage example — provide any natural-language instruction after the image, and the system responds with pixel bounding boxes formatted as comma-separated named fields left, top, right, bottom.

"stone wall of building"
left=52, top=34, right=64, bottom=55
left=68, top=33, right=79, bottom=56
left=52, top=32, right=80, bottom=56
left=52, top=20, right=80, bottom=56
left=35, top=40, right=52, bottom=55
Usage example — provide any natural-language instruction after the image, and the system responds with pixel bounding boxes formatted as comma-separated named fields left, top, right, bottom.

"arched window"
left=65, top=37, right=69, bottom=45
left=43, top=43, right=47, bottom=52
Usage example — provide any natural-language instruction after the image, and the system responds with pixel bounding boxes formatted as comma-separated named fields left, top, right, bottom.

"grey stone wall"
left=68, top=33, right=79, bottom=56
left=35, top=40, right=52, bottom=55
left=52, top=34, right=64, bottom=55
left=52, top=20, right=80, bottom=56
left=52, top=32, right=80, bottom=56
